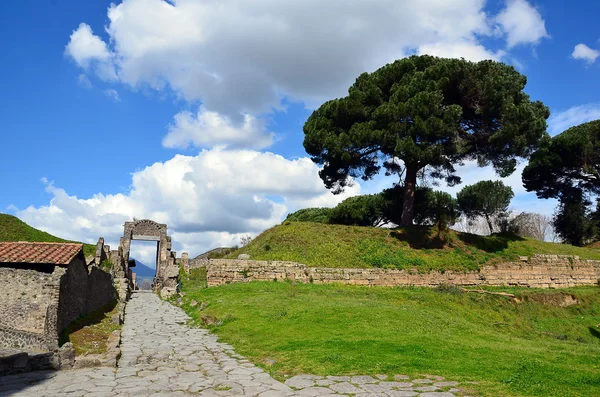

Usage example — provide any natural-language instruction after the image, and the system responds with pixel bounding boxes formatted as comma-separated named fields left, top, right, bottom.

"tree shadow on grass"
left=58, top=300, right=118, bottom=347
left=389, top=226, right=448, bottom=250
left=457, top=232, right=525, bottom=253
left=589, top=327, right=600, bottom=340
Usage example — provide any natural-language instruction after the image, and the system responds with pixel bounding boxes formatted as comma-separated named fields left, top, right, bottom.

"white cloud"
left=65, top=0, right=550, bottom=149
left=15, top=149, right=360, bottom=257
left=65, top=0, right=499, bottom=121
left=65, top=23, right=117, bottom=80
left=496, top=0, right=548, bottom=48
left=104, top=88, right=121, bottom=102
left=572, top=43, right=600, bottom=64
left=163, top=107, right=274, bottom=150
left=548, top=103, right=600, bottom=135
left=418, top=40, right=505, bottom=62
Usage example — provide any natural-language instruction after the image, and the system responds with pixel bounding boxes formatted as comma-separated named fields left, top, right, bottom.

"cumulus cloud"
left=65, top=23, right=117, bottom=80
left=418, top=40, right=505, bottom=62
left=163, top=107, right=274, bottom=149
left=548, top=103, right=600, bottom=135
left=572, top=43, right=600, bottom=64
left=496, top=0, right=548, bottom=48
left=15, top=149, right=360, bottom=257
left=65, top=0, right=550, bottom=149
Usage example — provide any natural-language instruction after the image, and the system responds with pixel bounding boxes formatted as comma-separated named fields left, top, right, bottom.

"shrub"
left=329, top=194, right=387, bottom=227
left=285, top=208, right=333, bottom=223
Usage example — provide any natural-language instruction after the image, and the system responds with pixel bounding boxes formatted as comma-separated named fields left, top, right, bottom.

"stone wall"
left=57, top=258, right=117, bottom=335
left=0, top=267, right=61, bottom=351
left=205, top=255, right=600, bottom=289
left=0, top=257, right=117, bottom=352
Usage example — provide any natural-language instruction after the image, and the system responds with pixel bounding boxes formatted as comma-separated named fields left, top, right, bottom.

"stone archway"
left=120, top=219, right=180, bottom=297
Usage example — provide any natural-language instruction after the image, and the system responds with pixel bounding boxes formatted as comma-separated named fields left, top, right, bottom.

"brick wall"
left=205, top=255, right=600, bottom=289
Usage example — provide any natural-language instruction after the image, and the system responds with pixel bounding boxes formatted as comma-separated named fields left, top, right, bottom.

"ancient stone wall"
left=57, top=258, right=117, bottom=335
left=0, top=257, right=117, bottom=352
left=0, top=267, right=61, bottom=351
left=205, top=255, right=600, bottom=289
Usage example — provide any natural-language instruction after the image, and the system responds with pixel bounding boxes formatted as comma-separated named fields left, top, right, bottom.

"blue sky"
left=1, top=0, right=599, bottom=264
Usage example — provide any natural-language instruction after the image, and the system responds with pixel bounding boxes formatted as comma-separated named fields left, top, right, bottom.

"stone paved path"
left=0, top=292, right=473, bottom=397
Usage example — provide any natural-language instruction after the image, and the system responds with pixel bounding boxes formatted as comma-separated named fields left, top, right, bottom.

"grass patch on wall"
left=179, top=280, right=600, bottom=397
left=226, top=222, right=600, bottom=272
left=59, top=302, right=121, bottom=356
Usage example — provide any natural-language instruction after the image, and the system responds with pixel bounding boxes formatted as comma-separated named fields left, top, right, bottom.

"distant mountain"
left=131, top=259, right=156, bottom=279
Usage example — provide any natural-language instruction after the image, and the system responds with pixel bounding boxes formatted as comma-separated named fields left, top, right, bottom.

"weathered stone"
left=237, top=254, right=251, bottom=260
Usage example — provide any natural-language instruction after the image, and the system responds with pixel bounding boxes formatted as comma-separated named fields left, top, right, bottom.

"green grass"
left=227, top=222, right=600, bottom=272
left=179, top=280, right=600, bottom=397
left=59, top=302, right=121, bottom=356
left=0, top=213, right=96, bottom=257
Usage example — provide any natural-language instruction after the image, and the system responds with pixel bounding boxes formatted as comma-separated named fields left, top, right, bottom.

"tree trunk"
left=400, top=164, right=418, bottom=227
left=485, top=215, right=494, bottom=234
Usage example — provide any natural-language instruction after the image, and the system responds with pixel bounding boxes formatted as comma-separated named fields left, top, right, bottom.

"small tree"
left=552, top=189, right=596, bottom=246
left=414, top=190, right=459, bottom=231
left=285, top=208, right=332, bottom=223
left=457, top=181, right=514, bottom=234
left=329, top=194, right=387, bottom=227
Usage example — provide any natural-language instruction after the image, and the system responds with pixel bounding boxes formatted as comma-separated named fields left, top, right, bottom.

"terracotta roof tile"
left=0, top=242, right=83, bottom=266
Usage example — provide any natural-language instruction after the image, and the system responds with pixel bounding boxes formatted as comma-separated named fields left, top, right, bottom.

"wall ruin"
left=205, top=255, right=600, bottom=289
left=0, top=255, right=117, bottom=352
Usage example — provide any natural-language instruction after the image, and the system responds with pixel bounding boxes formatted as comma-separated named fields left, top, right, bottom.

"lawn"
left=178, top=276, right=600, bottom=397
left=226, top=222, right=600, bottom=272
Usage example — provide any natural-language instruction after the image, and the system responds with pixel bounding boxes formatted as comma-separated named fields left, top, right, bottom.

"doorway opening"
left=129, top=240, right=158, bottom=290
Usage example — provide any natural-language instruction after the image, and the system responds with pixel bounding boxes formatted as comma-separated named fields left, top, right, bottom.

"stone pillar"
left=182, top=252, right=189, bottom=274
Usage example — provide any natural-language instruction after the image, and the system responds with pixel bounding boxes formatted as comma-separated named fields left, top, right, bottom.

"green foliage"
left=414, top=189, right=459, bottom=231
left=552, top=189, right=597, bottom=246
left=329, top=194, right=387, bottom=226
left=226, top=222, right=600, bottom=272
left=99, top=260, right=113, bottom=273
left=285, top=208, right=332, bottom=223
left=523, top=120, right=600, bottom=245
left=523, top=120, right=600, bottom=200
left=179, top=281, right=600, bottom=397
left=0, top=213, right=96, bottom=257
left=303, top=55, right=549, bottom=225
left=457, top=180, right=514, bottom=233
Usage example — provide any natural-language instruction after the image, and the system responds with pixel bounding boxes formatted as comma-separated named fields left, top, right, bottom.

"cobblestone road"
left=0, top=292, right=472, bottom=396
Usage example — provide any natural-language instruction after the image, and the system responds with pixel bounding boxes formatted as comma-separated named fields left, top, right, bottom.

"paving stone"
left=419, top=393, right=457, bottom=397
left=284, top=375, right=317, bottom=389
left=329, top=381, right=363, bottom=394
left=351, top=375, right=378, bottom=384
left=412, top=378, right=434, bottom=384
left=385, top=391, right=419, bottom=397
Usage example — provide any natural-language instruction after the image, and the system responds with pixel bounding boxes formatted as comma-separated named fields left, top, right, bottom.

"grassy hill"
left=0, top=213, right=96, bottom=257
left=227, top=222, right=600, bottom=272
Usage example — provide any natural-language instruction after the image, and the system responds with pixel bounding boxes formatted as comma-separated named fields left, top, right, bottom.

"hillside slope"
left=0, top=213, right=95, bottom=257
left=227, top=222, right=600, bottom=272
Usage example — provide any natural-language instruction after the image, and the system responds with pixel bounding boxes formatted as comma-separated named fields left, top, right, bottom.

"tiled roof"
left=0, top=242, right=83, bottom=266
